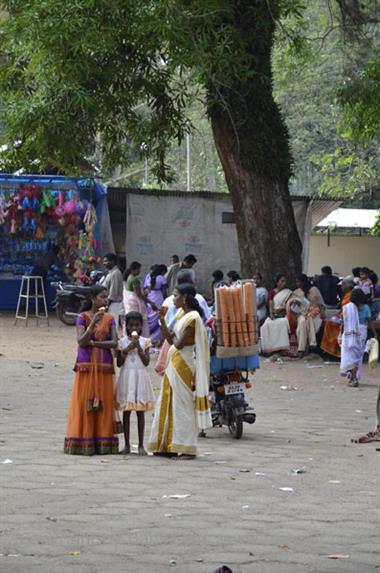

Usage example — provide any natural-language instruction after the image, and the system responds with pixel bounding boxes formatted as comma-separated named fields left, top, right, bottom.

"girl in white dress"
left=116, top=311, right=154, bottom=455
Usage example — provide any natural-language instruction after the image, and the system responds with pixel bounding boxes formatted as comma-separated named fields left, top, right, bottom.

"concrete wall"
left=107, top=189, right=318, bottom=293
left=308, top=234, right=380, bottom=277
left=125, top=192, right=240, bottom=294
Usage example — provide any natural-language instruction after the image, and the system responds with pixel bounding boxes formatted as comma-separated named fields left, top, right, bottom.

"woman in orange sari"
left=64, top=285, right=120, bottom=455
left=320, top=276, right=354, bottom=358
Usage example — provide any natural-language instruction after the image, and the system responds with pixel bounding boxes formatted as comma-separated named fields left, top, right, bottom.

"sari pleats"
left=64, top=313, right=120, bottom=456
left=148, top=348, right=197, bottom=455
left=64, top=370, right=119, bottom=455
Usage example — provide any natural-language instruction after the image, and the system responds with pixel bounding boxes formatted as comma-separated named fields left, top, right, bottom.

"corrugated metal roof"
left=107, top=186, right=343, bottom=209
left=317, top=208, right=377, bottom=229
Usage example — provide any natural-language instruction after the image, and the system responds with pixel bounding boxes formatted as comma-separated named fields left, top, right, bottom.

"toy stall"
left=0, top=175, right=114, bottom=310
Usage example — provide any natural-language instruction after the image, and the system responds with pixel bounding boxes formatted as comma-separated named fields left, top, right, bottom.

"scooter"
left=209, top=370, right=256, bottom=439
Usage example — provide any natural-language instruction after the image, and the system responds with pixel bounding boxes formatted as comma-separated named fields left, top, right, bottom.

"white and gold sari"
left=260, top=288, right=292, bottom=354
left=148, top=310, right=211, bottom=455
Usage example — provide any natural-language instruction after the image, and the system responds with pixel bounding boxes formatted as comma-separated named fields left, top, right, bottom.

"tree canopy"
left=0, top=0, right=378, bottom=201
left=0, top=0, right=379, bottom=278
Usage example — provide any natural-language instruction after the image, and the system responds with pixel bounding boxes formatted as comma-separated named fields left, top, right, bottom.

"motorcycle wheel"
left=228, top=414, right=243, bottom=439
left=56, top=305, right=77, bottom=326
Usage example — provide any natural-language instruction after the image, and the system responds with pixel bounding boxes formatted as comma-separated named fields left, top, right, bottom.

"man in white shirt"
left=100, top=253, right=123, bottom=326
left=163, top=270, right=211, bottom=328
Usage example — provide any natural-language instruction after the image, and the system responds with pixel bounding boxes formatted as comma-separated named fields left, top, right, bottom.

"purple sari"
left=144, top=273, right=168, bottom=343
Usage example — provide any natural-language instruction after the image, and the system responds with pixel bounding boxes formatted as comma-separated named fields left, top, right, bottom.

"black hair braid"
left=176, top=282, right=204, bottom=319
left=150, top=264, right=167, bottom=289
left=186, top=293, right=204, bottom=319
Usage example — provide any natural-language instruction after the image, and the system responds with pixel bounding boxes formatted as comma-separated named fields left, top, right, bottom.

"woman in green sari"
left=123, top=261, right=150, bottom=337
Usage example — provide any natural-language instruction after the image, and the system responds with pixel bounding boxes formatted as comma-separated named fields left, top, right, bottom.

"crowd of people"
left=257, top=267, right=379, bottom=376
left=63, top=254, right=380, bottom=457
left=64, top=253, right=211, bottom=459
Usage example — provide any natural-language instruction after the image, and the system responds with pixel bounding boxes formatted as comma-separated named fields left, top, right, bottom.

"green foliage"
left=370, top=209, right=380, bottom=236
left=338, top=50, right=380, bottom=142
left=0, top=0, right=378, bottom=200
left=273, top=0, right=380, bottom=199
left=0, top=0, right=306, bottom=182
left=0, top=0, right=193, bottom=178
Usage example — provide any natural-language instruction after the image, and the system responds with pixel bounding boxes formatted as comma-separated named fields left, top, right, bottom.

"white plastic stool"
left=15, top=276, right=50, bottom=326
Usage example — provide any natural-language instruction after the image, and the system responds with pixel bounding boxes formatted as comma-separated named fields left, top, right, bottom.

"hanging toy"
left=66, top=233, right=77, bottom=249
left=83, top=203, right=97, bottom=232
left=0, top=198, right=5, bottom=224
left=78, top=230, right=86, bottom=250
left=31, top=195, right=40, bottom=211
left=69, top=213, right=78, bottom=226
left=73, top=259, right=89, bottom=284
left=55, top=191, right=65, bottom=217
left=64, top=198, right=77, bottom=215
left=36, top=224, right=44, bottom=240
left=40, top=190, right=57, bottom=215
left=30, top=215, right=37, bottom=234
left=20, top=185, right=32, bottom=210
left=22, top=195, right=31, bottom=210
left=85, top=231, right=96, bottom=258
left=75, top=199, right=89, bottom=218
left=22, top=212, right=31, bottom=231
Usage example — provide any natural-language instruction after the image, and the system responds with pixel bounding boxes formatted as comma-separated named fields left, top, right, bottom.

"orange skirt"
left=64, top=370, right=120, bottom=455
left=320, top=320, right=341, bottom=358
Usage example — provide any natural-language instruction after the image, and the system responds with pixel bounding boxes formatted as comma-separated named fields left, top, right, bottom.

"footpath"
left=0, top=313, right=379, bottom=573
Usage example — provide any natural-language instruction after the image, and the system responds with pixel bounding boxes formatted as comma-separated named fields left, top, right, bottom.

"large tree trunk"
left=206, top=0, right=303, bottom=287
left=211, top=115, right=302, bottom=287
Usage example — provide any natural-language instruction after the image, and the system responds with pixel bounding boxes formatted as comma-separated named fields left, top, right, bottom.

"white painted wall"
left=308, top=234, right=380, bottom=277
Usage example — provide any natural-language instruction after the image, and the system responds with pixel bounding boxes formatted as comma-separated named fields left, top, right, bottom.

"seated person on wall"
left=287, top=274, right=326, bottom=357
left=260, top=274, right=292, bottom=355
left=313, top=265, right=340, bottom=308
left=253, top=272, right=269, bottom=326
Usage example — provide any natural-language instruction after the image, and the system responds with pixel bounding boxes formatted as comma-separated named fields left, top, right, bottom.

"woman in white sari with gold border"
left=148, top=283, right=212, bottom=459
left=260, top=274, right=292, bottom=354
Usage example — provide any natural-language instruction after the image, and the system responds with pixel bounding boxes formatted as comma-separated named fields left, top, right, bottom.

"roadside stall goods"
left=214, top=280, right=259, bottom=359
left=0, top=175, right=109, bottom=310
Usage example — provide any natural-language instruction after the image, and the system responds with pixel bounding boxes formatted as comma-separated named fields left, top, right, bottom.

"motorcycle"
left=209, top=369, right=256, bottom=439
left=50, top=282, right=92, bottom=325
left=51, top=271, right=105, bottom=325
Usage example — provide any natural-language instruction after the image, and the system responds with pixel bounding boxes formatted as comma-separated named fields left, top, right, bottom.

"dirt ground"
left=0, top=312, right=379, bottom=573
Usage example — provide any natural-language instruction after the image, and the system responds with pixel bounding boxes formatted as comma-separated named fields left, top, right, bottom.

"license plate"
left=224, top=382, right=245, bottom=396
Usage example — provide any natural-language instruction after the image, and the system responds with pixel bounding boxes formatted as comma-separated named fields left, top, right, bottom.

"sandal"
left=352, top=427, right=380, bottom=443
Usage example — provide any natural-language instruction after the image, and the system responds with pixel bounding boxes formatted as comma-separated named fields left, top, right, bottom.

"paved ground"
left=0, top=312, right=379, bottom=573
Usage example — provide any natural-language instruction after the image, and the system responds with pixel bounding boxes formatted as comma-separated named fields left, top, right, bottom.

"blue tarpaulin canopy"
left=0, top=174, right=114, bottom=253
left=0, top=174, right=115, bottom=310
left=0, top=174, right=107, bottom=202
